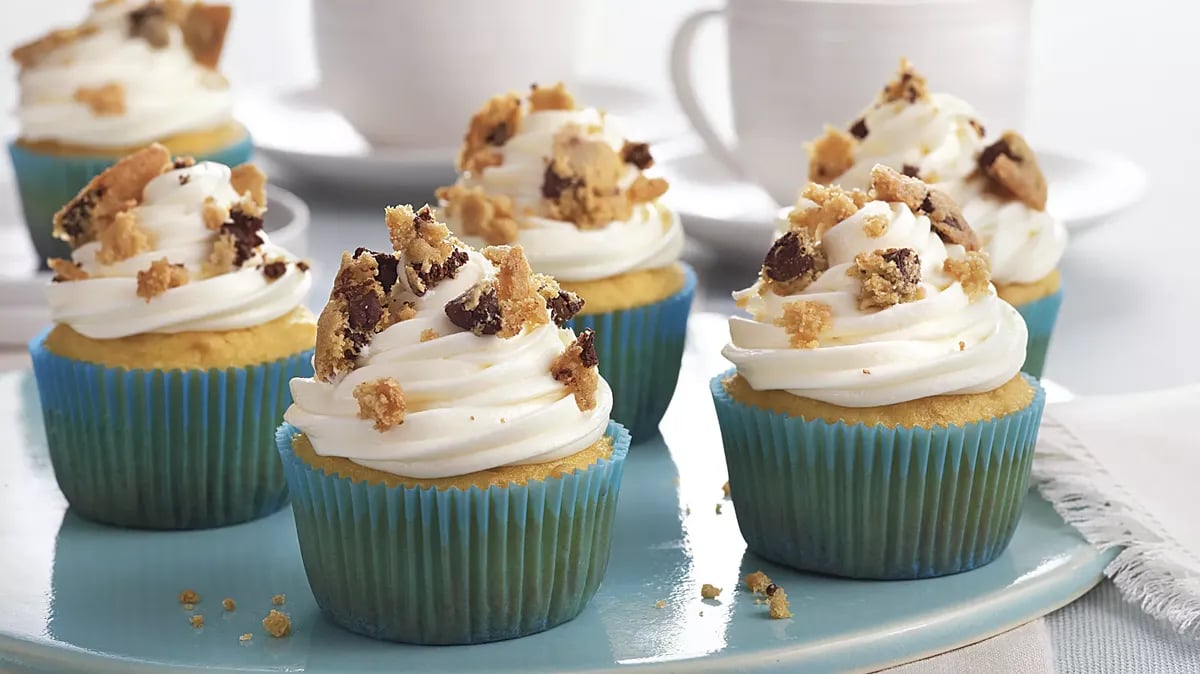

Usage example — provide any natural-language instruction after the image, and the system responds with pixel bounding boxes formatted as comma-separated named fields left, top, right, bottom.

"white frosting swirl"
left=47, top=162, right=311, bottom=338
left=285, top=250, right=614, bottom=479
left=724, top=200, right=1027, bottom=407
left=16, top=2, right=233, bottom=148
left=833, top=93, right=986, bottom=192
left=943, top=179, right=1067, bottom=285
left=449, top=108, right=683, bottom=282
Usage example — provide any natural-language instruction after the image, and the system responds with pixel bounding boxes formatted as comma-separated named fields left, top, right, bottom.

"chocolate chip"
left=978, top=138, right=1013, bottom=171
left=444, top=284, right=501, bottom=335
left=128, top=5, right=170, bottom=48
left=901, top=164, right=920, bottom=178
left=59, top=187, right=103, bottom=244
left=354, top=247, right=400, bottom=294
left=178, top=174, right=190, bottom=185
left=762, top=231, right=827, bottom=284
left=542, top=163, right=580, bottom=199
left=969, top=119, right=986, bottom=138
left=414, top=205, right=436, bottom=225
left=575, top=328, right=598, bottom=368
left=408, top=247, right=468, bottom=297
left=881, top=247, right=921, bottom=284
left=220, top=208, right=264, bottom=266
left=765, top=583, right=779, bottom=597
left=172, top=157, right=196, bottom=169
left=621, top=141, right=654, bottom=170
left=849, top=118, right=869, bottom=139
left=262, top=260, right=287, bottom=280
left=544, top=288, right=584, bottom=326
left=345, top=288, right=383, bottom=339
left=297, top=260, right=310, bottom=272
left=917, top=188, right=977, bottom=249
left=486, top=122, right=511, bottom=146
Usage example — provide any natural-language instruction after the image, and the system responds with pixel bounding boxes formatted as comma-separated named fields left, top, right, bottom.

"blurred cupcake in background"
left=713, top=165, right=1045, bottom=579
left=280, top=205, right=629, bottom=644
left=8, top=0, right=249, bottom=263
left=436, top=84, right=694, bottom=440
left=29, top=144, right=314, bottom=529
left=806, top=60, right=1065, bottom=377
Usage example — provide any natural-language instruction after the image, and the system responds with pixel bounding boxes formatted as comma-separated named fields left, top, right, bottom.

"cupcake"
left=806, top=60, right=1066, bottom=376
left=280, top=205, right=629, bottom=644
left=9, top=0, right=249, bottom=263
left=713, top=165, right=1046, bottom=579
left=436, top=83, right=693, bottom=440
left=28, top=144, right=315, bottom=529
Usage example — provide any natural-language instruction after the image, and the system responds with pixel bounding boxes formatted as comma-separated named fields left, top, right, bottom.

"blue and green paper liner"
left=277, top=420, right=631, bottom=645
left=7, top=134, right=253, bottom=264
left=711, top=371, right=1046, bottom=579
left=1013, top=288, right=1062, bottom=379
left=28, top=328, right=311, bottom=530
left=565, top=264, right=695, bottom=441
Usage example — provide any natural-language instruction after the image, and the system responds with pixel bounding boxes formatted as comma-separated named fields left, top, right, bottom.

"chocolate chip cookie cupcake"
left=437, top=83, right=694, bottom=440
left=29, top=144, right=314, bottom=529
left=806, top=59, right=1066, bottom=377
left=8, top=0, right=250, bottom=263
left=714, top=166, right=1046, bottom=579
left=279, top=205, right=630, bottom=644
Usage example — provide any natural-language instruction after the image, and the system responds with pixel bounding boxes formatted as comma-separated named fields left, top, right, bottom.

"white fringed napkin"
left=1034, top=383, right=1200, bottom=636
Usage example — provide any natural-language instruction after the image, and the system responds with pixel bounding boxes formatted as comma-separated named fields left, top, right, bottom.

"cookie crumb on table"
left=262, top=609, right=291, bottom=638
left=654, top=600, right=666, bottom=609
left=768, top=588, right=793, bottom=620
left=179, top=589, right=200, bottom=605
left=189, top=614, right=204, bottom=628
left=222, top=598, right=236, bottom=612
left=744, top=571, right=772, bottom=595
left=239, top=633, right=253, bottom=642
left=701, top=584, right=722, bottom=599
left=353, top=378, right=407, bottom=431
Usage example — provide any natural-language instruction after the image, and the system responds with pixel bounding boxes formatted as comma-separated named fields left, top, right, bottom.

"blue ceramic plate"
left=0, top=317, right=1110, bottom=673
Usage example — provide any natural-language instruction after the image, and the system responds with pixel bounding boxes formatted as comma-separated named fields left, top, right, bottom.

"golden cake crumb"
left=271, top=594, right=286, bottom=606
left=230, top=163, right=268, bottom=210
left=529, top=82, right=575, bottom=111
left=627, top=175, right=669, bottom=204
left=701, top=584, right=722, bottom=599
left=459, top=93, right=522, bottom=173
left=262, top=609, right=290, bottom=638
left=979, top=131, right=1048, bottom=211
left=870, top=165, right=978, bottom=250
left=775, top=300, right=833, bottom=349
left=74, top=82, right=126, bottom=116
left=179, top=589, right=200, bottom=604
left=189, top=614, right=204, bottom=628
left=807, top=126, right=856, bottom=184
left=788, top=183, right=868, bottom=238
left=550, top=329, right=600, bottom=412
left=862, top=213, right=889, bottom=238
left=202, top=196, right=230, bottom=231
left=880, top=58, right=929, bottom=104
left=222, top=598, right=236, bottom=612
left=744, top=571, right=772, bottom=594
left=353, top=378, right=407, bottom=431
left=943, top=251, right=992, bottom=301
left=239, top=633, right=253, bottom=642
left=54, top=144, right=172, bottom=248
left=543, top=124, right=632, bottom=229
left=760, top=228, right=828, bottom=296
left=850, top=247, right=924, bottom=310
left=768, top=588, right=793, bottom=619
left=12, top=25, right=97, bottom=69
left=436, top=184, right=519, bottom=245
left=48, top=257, right=88, bottom=282
left=96, top=210, right=153, bottom=264
left=137, top=257, right=189, bottom=301
left=420, top=328, right=439, bottom=342
left=484, top=245, right=550, bottom=338
left=654, top=600, right=666, bottom=609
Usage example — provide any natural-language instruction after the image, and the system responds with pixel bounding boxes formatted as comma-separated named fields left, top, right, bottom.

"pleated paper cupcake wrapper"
left=277, top=420, right=631, bottom=645
left=7, top=135, right=254, bottom=264
left=1014, top=288, right=1063, bottom=379
left=565, top=264, right=695, bottom=442
left=711, top=371, right=1047, bottom=579
left=28, top=329, right=311, bottom=530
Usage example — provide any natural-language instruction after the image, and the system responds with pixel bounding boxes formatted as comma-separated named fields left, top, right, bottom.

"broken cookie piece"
left=761, top=229, right=828, bottom=295
left=700, top=584, right=722, bottom=599
left=484, top=245, right=550, bottom=338
left=550, top=328, right=600, bottom=412
left=807, top=126, right=857, bottom=184
left=978, top=131, right=1048, bottom=211
left=767, top=586, right=792, bottom=619
left=879, top=58, right=929, bottom=104
left=48, top=257, right=89, bottom=282
left=74, top=82, right=126, bottom=116
left=313, top=252, right=392, bottom=382
left=849, top=247, right=924, bottom=310
left=627, top=175, right=669, bottom=204
left=445, top=281, right=502, bottom=336
left=620, top=141, right=654, bottom=170
left=528, top=82, right=575, bottom=112
left=353, top=377, right=406, bottom=431
left=744, top=571, right=772, bottom=595
left=943, top=251, right=992, bottom=301
left=136, top=257, right=189, bottom=301
left=54, top=143, right=172, bottom=248
left=96, top=210, right=153, bottom=264
left=262, top=609, right=290, bottom=638
left=535, top=275, right=584, bottom=326
left=458, top=93, right=522, bottom=173
left=542, top=125, right=632, bottom=228
left=230, top=163, right=267, bottom=210
left=787, top=183, right=869, bottom=238
left=436, top=184, right=519, bottom=245
left=12, top=25, right=98, bottom=70
left=775, top=300, right=833, bottom=349
left=180, top=2, right=232, bottom=69
left=869, top=164, right=978, bottom=250
left=385, top=205, right=468, bottom=296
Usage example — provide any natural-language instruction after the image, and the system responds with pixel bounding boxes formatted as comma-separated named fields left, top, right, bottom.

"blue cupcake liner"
left=565, top=264, right=695, bottom=442
left=8, top=134, right=254, bottom=264
left=1013, top=288, right=1063, bottom=379
left=710, top=371, right=1046, bottom=579
left=28, top=327, right=311, bottom=530
left=277, top=420, right=631, bottom=645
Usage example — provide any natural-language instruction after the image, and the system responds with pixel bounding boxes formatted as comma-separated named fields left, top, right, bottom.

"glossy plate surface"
left=0, top=317, right=1109, bottom=673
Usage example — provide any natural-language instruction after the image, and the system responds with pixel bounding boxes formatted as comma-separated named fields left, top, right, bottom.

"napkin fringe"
left=1034, top=416, right=1200, bottom=636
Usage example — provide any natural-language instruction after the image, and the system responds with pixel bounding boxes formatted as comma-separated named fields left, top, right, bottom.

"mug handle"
left=669, top=8, right=743, bottom=178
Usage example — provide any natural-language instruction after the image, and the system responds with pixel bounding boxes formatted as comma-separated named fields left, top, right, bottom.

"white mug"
left=670, top=0, right=1033, bottom=206
left=313, top=0, right=580, bottom=149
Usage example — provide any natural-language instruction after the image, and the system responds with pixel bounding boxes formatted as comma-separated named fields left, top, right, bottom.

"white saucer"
left=0, top=185, right=311, bottom=347
left=238, top=81, right=688, bottom=192
left=662, top=148, right=1149, bottom=259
